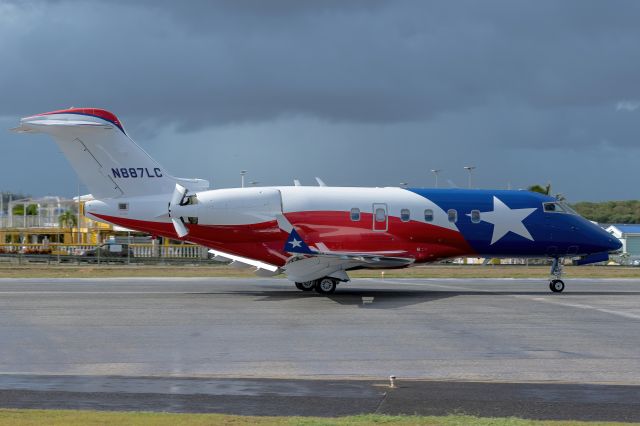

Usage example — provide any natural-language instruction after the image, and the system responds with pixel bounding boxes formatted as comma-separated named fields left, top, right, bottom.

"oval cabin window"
left=424, top=209, right=433, bottom=222
left=447, top=209, right=457, bottom=223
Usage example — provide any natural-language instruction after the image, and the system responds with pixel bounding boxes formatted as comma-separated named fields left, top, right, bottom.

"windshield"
left=543, top=201, right=578, bottom=215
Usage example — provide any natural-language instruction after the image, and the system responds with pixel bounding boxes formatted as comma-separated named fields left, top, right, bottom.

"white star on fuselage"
left=289, top=238, right=302, bottom=248
left=474, top=196, right=537, bottom=245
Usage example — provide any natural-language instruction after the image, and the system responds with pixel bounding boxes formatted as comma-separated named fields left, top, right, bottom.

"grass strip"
left=0, top=410, right=636, bottom=426
left=0, top=264, right=639, bottom=279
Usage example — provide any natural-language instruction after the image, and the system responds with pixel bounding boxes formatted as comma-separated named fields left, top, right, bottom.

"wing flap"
left=208, top=248, right=281, bottom=276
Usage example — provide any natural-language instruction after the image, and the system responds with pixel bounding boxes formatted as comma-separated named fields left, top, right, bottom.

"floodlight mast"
left=463, top=166, right=476, bottom=189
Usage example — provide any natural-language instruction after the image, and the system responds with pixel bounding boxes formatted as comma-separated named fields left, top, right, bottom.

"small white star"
left=289, top=238, right=302, bottom=248
left=474, top=196, right=537, bottom=245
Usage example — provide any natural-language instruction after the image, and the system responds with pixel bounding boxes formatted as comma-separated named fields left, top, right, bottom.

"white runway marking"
left=528, top=297, right=640, bottom=321
left=379, top=278, right=640, bottom=321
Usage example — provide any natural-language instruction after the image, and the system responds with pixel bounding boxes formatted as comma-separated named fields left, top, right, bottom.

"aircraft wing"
left=275, top=214, right=414, bottom=282
left=283, top=228, right=414, bottom=267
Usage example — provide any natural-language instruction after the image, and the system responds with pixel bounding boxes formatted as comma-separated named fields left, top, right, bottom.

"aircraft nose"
left=606, top=235, right=623, bottom=252
left=588, top=224, right=622, bottom=253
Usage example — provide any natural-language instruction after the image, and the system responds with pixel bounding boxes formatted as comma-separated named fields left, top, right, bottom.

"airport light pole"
left=431, top=169, right=442, bottom=188
left=463, top=166, right=476, bottom=189
left=240, top=170, right=247, bottom=188
left=77, top=181, right=81, bottom=244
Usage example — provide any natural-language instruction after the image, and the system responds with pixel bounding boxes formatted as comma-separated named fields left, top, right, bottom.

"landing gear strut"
left=549, top=257, right=565, bottom=293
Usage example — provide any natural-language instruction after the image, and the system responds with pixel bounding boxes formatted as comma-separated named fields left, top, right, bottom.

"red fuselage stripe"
left=91, top=210, right=476, bottom=266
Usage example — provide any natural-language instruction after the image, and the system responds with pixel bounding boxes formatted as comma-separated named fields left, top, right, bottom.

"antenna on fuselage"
left=315, top=177, right=327, bottom=187
left=294, top=179, right=301, bottom=186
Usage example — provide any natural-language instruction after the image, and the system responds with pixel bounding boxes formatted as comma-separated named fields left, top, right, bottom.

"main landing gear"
left=295, top=281, right=316, bottom=291
left=294, top=277, right=339, bottom=295
left=549, top=257, right=565, bottom=293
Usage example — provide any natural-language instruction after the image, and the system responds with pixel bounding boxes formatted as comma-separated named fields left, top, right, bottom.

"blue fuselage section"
left=408, top=188, right=621, bottom=258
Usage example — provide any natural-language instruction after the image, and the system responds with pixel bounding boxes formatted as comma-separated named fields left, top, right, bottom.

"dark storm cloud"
left=1, top=0, right=640, bottom=200
left=2, top=1, right=640, bottom=132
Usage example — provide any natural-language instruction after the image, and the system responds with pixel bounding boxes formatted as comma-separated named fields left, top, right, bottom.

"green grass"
left=0, top=410, right=635, bottom=426
left=0, top=263, right=639, bottom=279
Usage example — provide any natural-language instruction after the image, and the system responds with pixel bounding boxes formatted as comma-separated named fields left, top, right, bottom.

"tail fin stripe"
left=35, top=108, right=126, bottom=134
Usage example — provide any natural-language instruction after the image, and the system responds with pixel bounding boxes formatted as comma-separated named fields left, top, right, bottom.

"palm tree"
left=58, top=210, right=77, bottom=244
left=527, top=184, right=551, bottom=195
left=528, top=183, right=566, bottom=201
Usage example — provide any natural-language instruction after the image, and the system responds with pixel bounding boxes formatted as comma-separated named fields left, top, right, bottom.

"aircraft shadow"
left=187, top=289, right=640, bottom=310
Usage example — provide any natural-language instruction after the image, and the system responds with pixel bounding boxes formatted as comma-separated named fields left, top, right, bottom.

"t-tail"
left=12, top=108, right=208, bottom=198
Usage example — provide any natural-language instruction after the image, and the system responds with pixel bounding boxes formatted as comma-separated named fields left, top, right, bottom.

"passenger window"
left=470, top=210, right=480, bottom=223
left=424, top=209, right=434, bottom=222
left=400, top=209, right=410, bottom=222
left=375, top=208, right=386, bottom=222
left=350, top=208, right=361, bottom=221
left=118, top=203, right=128, bottom=211
left=447, top=209, right=457, bottom=223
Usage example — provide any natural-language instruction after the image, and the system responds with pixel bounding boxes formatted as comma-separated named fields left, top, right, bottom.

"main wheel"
left=550, top=279, right=565, bottom=293
left=298, top=281, right=316, bottom=291
left=315, top=277, right=337, bottom=294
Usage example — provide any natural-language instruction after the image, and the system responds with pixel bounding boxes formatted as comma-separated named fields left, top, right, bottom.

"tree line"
left=528, top=185, right=640, bottom=224
left=571, top=200, right=640, bottom=224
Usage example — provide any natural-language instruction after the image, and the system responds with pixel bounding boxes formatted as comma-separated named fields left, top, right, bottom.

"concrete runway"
left=1, top=277, right=640, bottom=420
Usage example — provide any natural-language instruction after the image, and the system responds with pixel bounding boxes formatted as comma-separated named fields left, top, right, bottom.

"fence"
left=0, top=243, right=210, bottom=264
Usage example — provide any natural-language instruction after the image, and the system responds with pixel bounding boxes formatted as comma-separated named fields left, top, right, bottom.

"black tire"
left=550, top=279, right=565, bottom=293
left=299, top=281, right=316, bottom=291
left=295, top=282, right=304, bottom=290
left=315, top=277, right=337, bottom=294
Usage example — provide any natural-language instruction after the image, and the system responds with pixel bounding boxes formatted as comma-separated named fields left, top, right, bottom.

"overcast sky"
left=1, top=0, right=639, bottom=201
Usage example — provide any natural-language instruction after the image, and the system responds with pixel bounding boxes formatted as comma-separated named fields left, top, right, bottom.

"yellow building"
left=0, top=195, right=111, bottom=245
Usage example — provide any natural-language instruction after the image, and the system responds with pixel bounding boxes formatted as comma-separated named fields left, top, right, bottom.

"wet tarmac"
left=0, top=277, right=639, bottom=420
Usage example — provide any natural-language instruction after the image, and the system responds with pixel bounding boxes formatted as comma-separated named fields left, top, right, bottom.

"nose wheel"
left=549, top=257, right=565, bottom=293
left=549, top=279, right=565, bottom=293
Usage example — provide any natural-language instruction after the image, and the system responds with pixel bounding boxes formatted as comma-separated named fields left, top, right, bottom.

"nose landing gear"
left=549, top=257, right=565, bottom=293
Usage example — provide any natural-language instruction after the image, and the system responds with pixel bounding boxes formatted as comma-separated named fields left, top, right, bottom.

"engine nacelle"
left=174, top=187, right=283, bottom=226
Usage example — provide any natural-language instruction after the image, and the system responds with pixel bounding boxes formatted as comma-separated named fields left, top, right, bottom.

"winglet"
left=284, top=229, right=315, bottom=255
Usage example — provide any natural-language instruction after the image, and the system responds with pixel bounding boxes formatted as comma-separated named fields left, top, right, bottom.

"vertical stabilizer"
left=14, top=108, right=207, bottom=198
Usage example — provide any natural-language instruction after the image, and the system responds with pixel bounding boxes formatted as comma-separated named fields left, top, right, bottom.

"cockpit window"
left=559, top=201, right=578, bottom=215
left=543, top=202, right=563, bottom=213
left=543, top=201, right=577, bottom=214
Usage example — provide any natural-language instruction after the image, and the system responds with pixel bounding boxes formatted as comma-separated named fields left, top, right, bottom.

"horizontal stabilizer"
left=13, top=120, right=112, bottom=132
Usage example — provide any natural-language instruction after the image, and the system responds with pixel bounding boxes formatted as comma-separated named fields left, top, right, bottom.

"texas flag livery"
left=13, top=108, right=621, bottom=294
